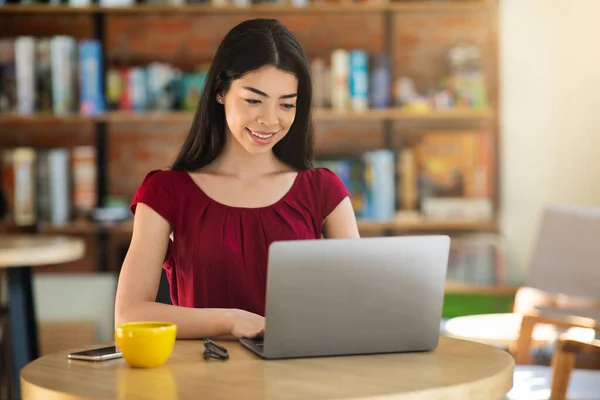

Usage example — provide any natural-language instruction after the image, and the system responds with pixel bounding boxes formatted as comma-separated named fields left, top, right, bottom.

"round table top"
left=444, top=313, right=596, bottom=348
left=0, top=234, right=85, bottom=268
left=21, top=336, right=514, bottom=400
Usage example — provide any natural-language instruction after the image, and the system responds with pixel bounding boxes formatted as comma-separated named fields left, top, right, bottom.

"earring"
left=218, top=98, right=223, bottom=104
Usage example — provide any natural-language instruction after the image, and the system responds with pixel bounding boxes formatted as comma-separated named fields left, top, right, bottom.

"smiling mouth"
left=246, top=128, right=277, bottom=139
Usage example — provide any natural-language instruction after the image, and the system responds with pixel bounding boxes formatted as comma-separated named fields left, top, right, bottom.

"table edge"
left=21, top=337, right=516, bottom=400
left=0, top=236, right=85, bottom=267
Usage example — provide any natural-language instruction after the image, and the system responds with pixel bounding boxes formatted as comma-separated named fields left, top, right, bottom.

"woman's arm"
left=114, top=203, right=264, bottom=339
left=322, top=197, right=361, bottom=239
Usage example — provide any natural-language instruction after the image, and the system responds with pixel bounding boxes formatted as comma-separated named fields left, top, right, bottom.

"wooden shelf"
left=0, top=1, right=490, bottom=15
left=0, top=107, right=493, bottom=125
left=313, top=107, right=492, bottom=121
left=103, top=111, right=193, bottom=123
left=358, top=219, right=497, bottom=233
left=445, top=281, right=519, bottom=296
left=0, top=112, right=100, bottom=125
left=35, top=218, right=495, bottom=236
left=38, top=220, right=133, bottom=235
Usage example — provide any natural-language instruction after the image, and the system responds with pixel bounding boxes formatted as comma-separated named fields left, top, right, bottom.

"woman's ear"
left=216, top=94, right=224, bottom=104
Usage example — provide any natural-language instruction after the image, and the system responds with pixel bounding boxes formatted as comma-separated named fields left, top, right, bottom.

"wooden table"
left=444, top=313, right=597, bottom=348
left=0, top=235, right=85, bottom=399
left=21, top=336, right=514, bottom=400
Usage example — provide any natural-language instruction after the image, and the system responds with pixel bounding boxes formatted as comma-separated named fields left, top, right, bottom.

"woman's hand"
left=226, top=309, right=265, bottom=339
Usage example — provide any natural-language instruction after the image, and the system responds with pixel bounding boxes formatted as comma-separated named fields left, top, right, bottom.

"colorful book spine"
left=36, top=150, right=51, bottom=224
left=12, top=147, right=36, bottom=226
left=330, top=49, right=349, bottom=111
left=15, top=36, right=35, bottom=115
left=51, top=36, right=76, bottom=115
left=79, top=40, right=105, bottom=116
left=119, top=68, right=131, bottom=111
left=349, top=50, right=369, bottom=112
left=48, top=148, right=71, bottom=225
left=363, top=150, right=395, bottom=221
left=370, top=53, right=391, bottom=109
left=310, top=58, right=327, bottom=109
left=130, top=67, right=148, bottom=112
left=105, top=68, right=122, bottom=111
left=0, top=39, right=16, bottom=113
left=35, top=39, right=53, bottom=112
left=72, top=146, right=97, bottom=217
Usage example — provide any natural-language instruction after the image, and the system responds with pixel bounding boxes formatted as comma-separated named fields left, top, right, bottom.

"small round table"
left=21, top=336, right=514, bottom=400
left=444, top=313, right=596, bottom=348
left=0, top=234, right=85, bottom=399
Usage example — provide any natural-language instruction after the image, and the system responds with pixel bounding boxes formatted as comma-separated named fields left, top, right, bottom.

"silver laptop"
left=240, top=235, right=450, bottom=359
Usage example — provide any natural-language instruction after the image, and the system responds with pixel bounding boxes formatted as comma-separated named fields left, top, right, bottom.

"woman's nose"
left=257, top=107, right=278, bottom=127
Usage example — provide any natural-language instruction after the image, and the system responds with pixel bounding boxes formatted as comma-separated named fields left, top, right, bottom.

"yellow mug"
left=114, top=322, right=177, bottom=368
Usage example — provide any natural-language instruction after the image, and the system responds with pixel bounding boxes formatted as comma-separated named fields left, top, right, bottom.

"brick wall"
left=0, top=6, right=497, bottom=272
left=1, top=8, right=495, bottom=199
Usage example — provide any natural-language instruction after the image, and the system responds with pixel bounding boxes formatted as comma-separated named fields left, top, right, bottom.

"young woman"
left=114, top=18, right=360, bottom=340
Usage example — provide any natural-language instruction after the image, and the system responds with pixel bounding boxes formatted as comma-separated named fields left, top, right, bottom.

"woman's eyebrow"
left=243, top=86, right=297, bottom=99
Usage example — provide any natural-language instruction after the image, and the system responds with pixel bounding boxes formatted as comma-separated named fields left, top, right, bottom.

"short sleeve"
left=130, top=170, right=175, bottom=228
left=315, top=167, right=350, bottom=221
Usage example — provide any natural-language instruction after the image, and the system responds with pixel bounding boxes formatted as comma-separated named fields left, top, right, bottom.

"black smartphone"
left=67, top=345, right=122, bottom=362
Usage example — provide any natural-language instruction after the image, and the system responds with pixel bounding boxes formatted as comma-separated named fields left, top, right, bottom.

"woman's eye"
left=282, top=104, right=296, bottom=110
left=245, top=99, right=261, bottom=105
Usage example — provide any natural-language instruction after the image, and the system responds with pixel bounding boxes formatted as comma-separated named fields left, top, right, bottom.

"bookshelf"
left=0, top=107, right=493, bottom=124
left=0, top=0, right=502, bottom=282
left=0, top=1, right=489, bottom=14
left=36, top=218, right=497, bottom=236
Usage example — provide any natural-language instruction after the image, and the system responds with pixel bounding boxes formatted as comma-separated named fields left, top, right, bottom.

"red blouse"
left=130, top=167, right=349, bottom=316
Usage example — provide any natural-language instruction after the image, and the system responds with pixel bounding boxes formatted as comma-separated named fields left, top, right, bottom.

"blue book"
left=348, top=50, right=369, bottom=112
left=370, top=53, right=391, bottom=109
left=363, top=150, right=395, bottom=221
left=79, top=40, right=105, bottom=115
left=129, top=67, right=147, bottom=112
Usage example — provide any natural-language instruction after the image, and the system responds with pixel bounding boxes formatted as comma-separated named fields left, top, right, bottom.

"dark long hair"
left=171, top=19, right=315, bottom=171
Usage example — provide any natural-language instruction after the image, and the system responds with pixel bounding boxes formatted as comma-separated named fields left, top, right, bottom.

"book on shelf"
left=78, top=40, right=105, bottom=115
left=50, top=36, right=77, bottom=115
left=15, top=36, right=35, bottom=115
left=317, top=129, right=495, bottom=224
left=317, top=149, right=395, bottom=221
left=412, top=130, right=494, bottom=220
left=0, top=39, right=16, bottom=113
left=0, top=37, right=488, bottom=118
left=446, top=234, right=509, bottom=286
left=0, top=36, right=105, bottom=116
left=0, top=146, right=97, bottom=227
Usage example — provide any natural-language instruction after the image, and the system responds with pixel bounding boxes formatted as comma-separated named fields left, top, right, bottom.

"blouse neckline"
left=181, top=169, right=303, bottom=211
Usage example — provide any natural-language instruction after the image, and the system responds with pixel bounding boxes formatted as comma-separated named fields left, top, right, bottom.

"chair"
left=514, top=205, right=600, bottom=364
left=445, top=205, right=600, bottom=398
left=550, top=335, right=600, bottom=400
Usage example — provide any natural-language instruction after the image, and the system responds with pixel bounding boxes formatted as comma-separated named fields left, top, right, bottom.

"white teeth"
left=249, top=129, right=275, bottom=139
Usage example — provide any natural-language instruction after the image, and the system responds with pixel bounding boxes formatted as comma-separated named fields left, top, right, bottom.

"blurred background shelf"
left=32, top=218, right=497, bottom=236
left=444, top=281, right=519, bottom=296
left=0, top=1, right=490, bottom=15
left=0, top=0, right=502, bottom=290
left=0, top=107, right=493, bottom=124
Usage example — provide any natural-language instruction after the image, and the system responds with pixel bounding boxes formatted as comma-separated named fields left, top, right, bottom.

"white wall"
left=34, top=274, right=117, bottom=342
left=499, top=0, right=600, bottom=282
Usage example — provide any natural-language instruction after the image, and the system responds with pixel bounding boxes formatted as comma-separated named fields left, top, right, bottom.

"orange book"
left=72, top=146, right=97, bottom=218
left=414, top=131, right=479, bottom=198
left=473, top=132, right=494, bottom=198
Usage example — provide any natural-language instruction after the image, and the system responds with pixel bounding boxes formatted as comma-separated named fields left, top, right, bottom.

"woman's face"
left=218, top=65, right=298, bottom=156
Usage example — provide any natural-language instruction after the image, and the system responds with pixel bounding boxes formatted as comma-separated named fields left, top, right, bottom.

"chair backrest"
left=526, top=205, right=600, bottom=300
